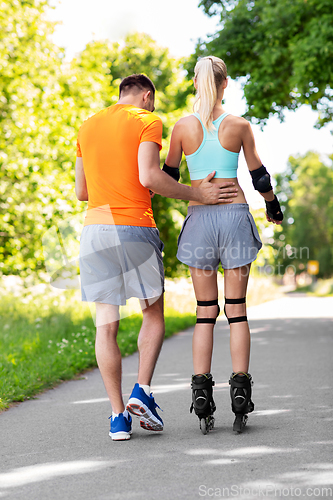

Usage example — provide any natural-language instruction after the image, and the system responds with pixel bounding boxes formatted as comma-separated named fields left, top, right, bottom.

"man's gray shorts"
left=79, top=225, right=164, bottom=305
left=177, top=204, right=262, bottom=271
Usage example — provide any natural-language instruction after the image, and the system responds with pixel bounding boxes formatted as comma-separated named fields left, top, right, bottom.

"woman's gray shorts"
left=79, top=225, right=164, bottom=305
left=177, top=204, right=262, bottom=271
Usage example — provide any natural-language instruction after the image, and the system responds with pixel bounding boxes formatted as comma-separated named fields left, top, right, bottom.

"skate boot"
left=190, top=373, right=216, bottom=435
left=229, top=372, right=254, bottom=433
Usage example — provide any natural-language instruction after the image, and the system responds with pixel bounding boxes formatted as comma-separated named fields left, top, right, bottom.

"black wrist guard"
left=250, top=165, right=272, bottom=193
left=265, top=195, right=283, bottom=221
left=162, top=163, right=180, bottom=182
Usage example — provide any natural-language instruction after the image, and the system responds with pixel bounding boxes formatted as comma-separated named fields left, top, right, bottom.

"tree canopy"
left=197, top=0, right=333, bottom=127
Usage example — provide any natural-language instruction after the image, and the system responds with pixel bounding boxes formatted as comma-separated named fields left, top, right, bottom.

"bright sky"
left=47, top=0, right=332, bottom=208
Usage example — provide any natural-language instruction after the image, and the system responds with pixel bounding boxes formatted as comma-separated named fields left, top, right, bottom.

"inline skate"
left=229, top=372, right=254, bottom=433
left=190, top=373, right=216, bottom=435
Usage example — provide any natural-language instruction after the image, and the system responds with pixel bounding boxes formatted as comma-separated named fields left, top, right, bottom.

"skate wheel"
left=233, top=414, right=248, bottom=433
left=200, top=418, right=207, bottom=435
left=208, top=415, right=215, bottom=431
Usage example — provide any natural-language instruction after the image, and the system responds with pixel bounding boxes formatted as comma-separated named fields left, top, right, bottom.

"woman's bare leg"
left=189, top=267, right=219, bottom=374
left=224, top=264, right=251, bottom=373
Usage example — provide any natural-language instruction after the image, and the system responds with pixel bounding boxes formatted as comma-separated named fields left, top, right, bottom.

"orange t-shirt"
left=76, top=104, right=163, bottom=227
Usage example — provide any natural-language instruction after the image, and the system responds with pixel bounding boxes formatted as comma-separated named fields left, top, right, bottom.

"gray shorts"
left=79, top=225, right=164, bottom=305
left=177, top=204, right=262, bottom=271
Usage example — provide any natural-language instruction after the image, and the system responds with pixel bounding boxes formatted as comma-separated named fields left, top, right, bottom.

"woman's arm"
left=165, top=121, right=183, bottom=168
left=242, top=120, right=273, bottom=201
left=241, top=120, right=283, bottom=224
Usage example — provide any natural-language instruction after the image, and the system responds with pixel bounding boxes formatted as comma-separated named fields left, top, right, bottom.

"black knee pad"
left=224, top=297, right=247, bottom=324
left=196, top=299, right=220, bottom=324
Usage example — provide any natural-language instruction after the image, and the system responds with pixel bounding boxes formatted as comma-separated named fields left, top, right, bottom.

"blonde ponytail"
left=193, top=56, right=227, bottom=131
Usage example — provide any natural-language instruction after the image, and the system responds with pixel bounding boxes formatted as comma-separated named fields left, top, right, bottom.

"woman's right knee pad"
left=224, top=297, right=247, bottom=324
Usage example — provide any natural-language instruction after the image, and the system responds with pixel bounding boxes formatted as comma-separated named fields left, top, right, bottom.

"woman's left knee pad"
left=196, top=299, right=220, bottom=324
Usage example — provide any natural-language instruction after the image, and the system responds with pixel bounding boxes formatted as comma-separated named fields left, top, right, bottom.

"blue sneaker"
left=126, top=383, right=163, bottom=431
left=109, top=412, right=132, bottom=441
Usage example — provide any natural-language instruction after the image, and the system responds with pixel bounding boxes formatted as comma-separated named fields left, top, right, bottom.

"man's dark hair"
left=119, top=74, right=155, bottom=97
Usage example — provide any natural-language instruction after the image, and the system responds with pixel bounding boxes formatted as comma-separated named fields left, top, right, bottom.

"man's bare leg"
left=137, top=294, right=165, bottom=386
left=95, top=303, right=124, bottom=414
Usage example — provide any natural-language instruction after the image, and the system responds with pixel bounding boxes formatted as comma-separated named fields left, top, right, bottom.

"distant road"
left=247, top=294, right=333, bottom=319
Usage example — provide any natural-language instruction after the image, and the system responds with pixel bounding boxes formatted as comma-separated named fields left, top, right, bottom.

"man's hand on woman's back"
left=195, top=171, right=238, bottom=205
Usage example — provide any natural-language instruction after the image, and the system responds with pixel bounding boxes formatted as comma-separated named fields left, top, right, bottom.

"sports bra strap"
left=193, top=112, right=229, bottom=136
left=193, top=113, right=206, bottom=138
left=213, top=112, right=229, bottom=129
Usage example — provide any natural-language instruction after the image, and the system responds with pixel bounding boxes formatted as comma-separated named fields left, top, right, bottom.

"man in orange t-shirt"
left=75, top=74, right=237, bottom=440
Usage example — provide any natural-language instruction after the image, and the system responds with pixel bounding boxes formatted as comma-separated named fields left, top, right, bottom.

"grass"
left=0, top=273, right=285, bottom=412
left=0, top=288, right=195, bottom=412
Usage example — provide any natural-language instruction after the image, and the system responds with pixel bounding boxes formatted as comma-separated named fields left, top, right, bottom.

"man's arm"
left=75, top=157, right=88, bottom=201
left=138, top=142, right=236, bottom=204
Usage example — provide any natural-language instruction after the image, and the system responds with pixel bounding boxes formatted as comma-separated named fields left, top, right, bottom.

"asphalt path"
left=1, top=296, right=333, bottom=500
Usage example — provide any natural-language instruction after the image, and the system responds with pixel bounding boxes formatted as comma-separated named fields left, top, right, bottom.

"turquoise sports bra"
left=185, top=112, right=239, bottom=180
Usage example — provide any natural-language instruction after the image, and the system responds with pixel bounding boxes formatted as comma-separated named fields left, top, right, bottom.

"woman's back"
left=165, top=54, right=264, bottom=206
left=180, top=112, right=243, bottom=159
left=176, top=112, right=249, bottom=205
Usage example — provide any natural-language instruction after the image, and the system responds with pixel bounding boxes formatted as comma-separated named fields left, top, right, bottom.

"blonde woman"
left=165, top=56, right=283, bottom=434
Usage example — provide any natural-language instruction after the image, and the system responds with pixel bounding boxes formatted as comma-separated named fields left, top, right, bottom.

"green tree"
left=0, top=0, right=79, bottom=275
left=273, top=152, right=333, bottom=277
left=0, top=20, right=191, bottom=277
left=196, top=0, right=333, bottom=127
